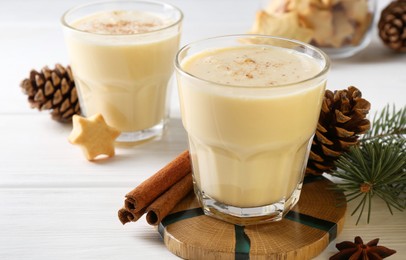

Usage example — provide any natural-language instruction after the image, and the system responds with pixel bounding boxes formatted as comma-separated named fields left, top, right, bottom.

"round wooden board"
left=158, top=176, right=346, bottom=260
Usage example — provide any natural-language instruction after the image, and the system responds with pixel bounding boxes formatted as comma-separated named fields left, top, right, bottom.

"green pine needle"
left=362, top=104, right=406, bottom=143
left=331, top=105, right=406, bottom=225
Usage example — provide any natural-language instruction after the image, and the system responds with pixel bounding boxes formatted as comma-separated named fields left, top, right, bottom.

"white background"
left=0, top=0, right=405, bottom=259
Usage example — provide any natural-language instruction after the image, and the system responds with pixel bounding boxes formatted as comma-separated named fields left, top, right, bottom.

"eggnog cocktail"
left=176, top=35, right=329, bottom=225
left=62, top=1, right=182, bottom=142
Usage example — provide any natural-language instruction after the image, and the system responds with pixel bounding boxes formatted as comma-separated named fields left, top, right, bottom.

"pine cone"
left=306, top=86, right=371, bottom=175
left=20, top=64, right=81, bottom=122
left=378, top=0, right=406, bottom=52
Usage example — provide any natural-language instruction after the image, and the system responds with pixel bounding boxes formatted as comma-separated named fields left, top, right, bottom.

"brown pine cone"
left=306, top=86, right=371, bottom=175
left=20, top=64, right=81, bottom=122
left=378, top=0, right=406, bottom=52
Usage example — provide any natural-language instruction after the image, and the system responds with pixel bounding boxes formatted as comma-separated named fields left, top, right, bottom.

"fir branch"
left=332, top=140, right=406, bottom=224
left=331, top=104, right=406, bottom=224
left=362, top=104, right=406, bottom=143
left=323, top=104, right=406, bottom=224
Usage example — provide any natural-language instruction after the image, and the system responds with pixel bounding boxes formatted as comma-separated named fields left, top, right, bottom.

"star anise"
left=330, top=236, right=397, bottom=260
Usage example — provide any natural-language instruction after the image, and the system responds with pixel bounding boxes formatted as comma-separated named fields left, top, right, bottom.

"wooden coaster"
left=158, top=176, right=346, bottom=260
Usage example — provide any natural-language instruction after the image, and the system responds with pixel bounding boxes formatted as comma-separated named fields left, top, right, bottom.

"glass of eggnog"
left=175, top=35, right=330, bottom=225
left=61, top=1, right=182, bottom=143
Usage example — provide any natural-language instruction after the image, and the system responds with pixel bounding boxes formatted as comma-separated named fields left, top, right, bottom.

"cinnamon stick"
left=124, top=150, right=191, bottom=214
left=146, top=173, right=193, bottom=225
left=118, top=207, right=146, bottom=225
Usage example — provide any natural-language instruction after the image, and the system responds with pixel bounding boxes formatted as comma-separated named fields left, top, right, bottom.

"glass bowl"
left=251, top=0, right=377, bottom=59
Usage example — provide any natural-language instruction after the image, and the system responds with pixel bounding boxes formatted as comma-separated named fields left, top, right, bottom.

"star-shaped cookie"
left=68, top=114, right=121, bottom=161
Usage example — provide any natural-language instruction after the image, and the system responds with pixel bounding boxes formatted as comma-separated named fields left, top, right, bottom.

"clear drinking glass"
left=61, top=0, right=183, bottom=143
left=175, top=35, right=330, bottom=225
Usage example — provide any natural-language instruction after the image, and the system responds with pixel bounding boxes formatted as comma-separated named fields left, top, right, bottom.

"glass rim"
left=61, top=0, right=183, bottom=37
left=175, top=34, right=331, bottom=90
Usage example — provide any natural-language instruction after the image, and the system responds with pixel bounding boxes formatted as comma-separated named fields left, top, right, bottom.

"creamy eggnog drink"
left=62, top=1, right=182, bottom=142
left=176, top=35, right=329, bottom=225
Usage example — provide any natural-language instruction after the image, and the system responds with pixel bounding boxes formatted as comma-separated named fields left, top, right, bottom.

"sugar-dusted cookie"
left=251, top=10, right=314, bottom=43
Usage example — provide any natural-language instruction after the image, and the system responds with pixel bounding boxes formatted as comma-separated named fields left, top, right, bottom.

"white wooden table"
left=1, top=0, right=405, bottom=259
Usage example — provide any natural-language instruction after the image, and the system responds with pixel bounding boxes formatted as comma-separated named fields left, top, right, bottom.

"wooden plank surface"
left=1, top=0, right=405, bottom=259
